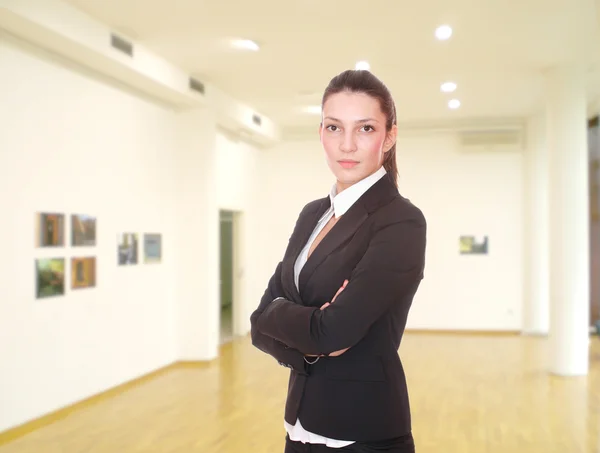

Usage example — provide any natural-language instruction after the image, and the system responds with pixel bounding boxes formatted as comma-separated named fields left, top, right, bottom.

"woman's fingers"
left=332, top=282, right=346, bottom=301
left=322, top=280, right=350, bottom=310
left=328, top=347, right=350, bottom=357
left=331, top=279, right=349, bottom=303
left=331, top=290, right=342, bottom=303
left=320, top=280, right=351, bottom=356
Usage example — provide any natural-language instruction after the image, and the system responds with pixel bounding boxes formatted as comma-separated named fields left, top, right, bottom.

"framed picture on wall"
left=71, top=256, right=96, bottom=289
left=35, top=258, right=65, bottom=298
left=117, top=233, right=138, bottom=265
left=35, top=213, right=65, bottom=247
left=144, top=233, right=162, bottom=263
left=71, top=214, right=96, bottom=246
left=459, top=235, right=489, bottom=255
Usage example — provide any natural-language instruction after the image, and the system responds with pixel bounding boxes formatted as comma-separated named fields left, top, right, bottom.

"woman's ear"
left=384, top=124, right=398, bottom=153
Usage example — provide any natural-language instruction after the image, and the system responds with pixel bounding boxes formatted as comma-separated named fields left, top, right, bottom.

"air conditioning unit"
left=457, top=128, right=524, bottom=153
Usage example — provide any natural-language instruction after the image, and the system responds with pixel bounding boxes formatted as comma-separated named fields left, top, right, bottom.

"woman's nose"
left=340, top=132, right=357, bottom=152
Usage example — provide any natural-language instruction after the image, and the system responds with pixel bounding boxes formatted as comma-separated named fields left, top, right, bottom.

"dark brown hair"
left=321, top=69, right=398, bottom=188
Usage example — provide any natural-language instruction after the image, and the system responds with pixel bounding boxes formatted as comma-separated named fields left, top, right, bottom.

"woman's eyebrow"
left=323, top=116, right=379, bottom=123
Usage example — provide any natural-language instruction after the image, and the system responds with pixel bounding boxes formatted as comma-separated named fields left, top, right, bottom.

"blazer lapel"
left=282, top=197, right=330, bottom=304
left=298, top=174, right=399, bottom=297
left=298, top=202, right=368, bottom=296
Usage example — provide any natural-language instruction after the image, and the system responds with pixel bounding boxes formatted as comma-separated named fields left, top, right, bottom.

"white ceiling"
left=63, top=0, right=600, bottom=133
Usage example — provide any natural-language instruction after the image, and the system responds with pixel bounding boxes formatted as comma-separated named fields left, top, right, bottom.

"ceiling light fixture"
left=231, top=39, right=260, bottom=51
left=441, top=81, right=457, bottom=92
left=435, top=25, right=453, bottom=40
left=355, top=60, right=370, bottom=71
left=448, top=99, right=461, bottom=109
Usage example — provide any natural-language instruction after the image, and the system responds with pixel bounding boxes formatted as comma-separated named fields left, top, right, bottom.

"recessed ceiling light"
left=355, top=60, right=370, bottom=71
left=448, top=99, right=461, bottom=109
left=435, top=25, right=453, bottom=40
left=441, top=81, right=457, bottom=92
left=231, top=39, right=260, bottom=51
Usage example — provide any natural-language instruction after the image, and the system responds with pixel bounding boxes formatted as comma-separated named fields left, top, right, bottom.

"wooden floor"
left=1, top=333, right=599, bottom=453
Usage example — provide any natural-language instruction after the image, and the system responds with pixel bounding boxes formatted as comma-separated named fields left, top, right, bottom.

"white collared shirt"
left=285, top=165, right=387, bottom=447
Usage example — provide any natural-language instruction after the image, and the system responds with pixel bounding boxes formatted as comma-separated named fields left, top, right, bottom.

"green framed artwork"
left=36, top=258, right=65, bottom=298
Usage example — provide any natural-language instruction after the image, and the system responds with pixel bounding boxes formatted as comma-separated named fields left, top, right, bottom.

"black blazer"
left=250, top=174, right=426, bottom=442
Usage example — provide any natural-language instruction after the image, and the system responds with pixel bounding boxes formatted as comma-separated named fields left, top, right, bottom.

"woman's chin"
left=335, top=174, right=361, bottom=191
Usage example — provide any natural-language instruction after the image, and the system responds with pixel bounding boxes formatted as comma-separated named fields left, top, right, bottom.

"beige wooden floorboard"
left=1, top=333, right=598, bottom=453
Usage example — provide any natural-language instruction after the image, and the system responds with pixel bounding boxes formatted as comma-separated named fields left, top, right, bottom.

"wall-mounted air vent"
left=252, top=114, right=262, bottom=127
left=189, top=77, right=205, bottom=95
left=110, top=33, right=133, bottom=57
left=457, top=128, right=523, bottom=152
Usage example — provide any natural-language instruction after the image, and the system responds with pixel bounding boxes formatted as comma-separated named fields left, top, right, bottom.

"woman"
left=250, top=69, right=426, bottom=453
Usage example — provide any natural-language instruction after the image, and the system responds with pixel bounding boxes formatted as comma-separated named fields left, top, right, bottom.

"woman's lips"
left=339, top=160, right=359, bottom=169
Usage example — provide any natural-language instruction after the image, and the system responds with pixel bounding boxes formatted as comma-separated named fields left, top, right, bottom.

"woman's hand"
left=319, top=279, right=348, bottom=311
left=318, top=279, right=350, bottom=357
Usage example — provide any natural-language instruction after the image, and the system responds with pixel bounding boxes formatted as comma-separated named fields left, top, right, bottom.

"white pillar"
left=523, top=111, right=550, bottom=335
left=175, top=107, right=220, bottom=361
left=546, top=65, right=590, bottom=376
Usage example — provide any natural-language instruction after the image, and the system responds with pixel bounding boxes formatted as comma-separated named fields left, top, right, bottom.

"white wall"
left=0, top=33, right=218, bottom=432
left=174, top=108, right=220, bottom=363
left=258, top=132, right=525, bottom=331
left=397, top=133, right=524, bottom=330
left=0, top=30, right=277, bottom=433
left=214, top=129, right=265, bottom=336
left=0, top=21, right=528, bottom=436
left=522, top=111, right=550, bottom=334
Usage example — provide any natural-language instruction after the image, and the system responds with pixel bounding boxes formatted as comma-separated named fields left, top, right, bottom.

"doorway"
left=219, top=210, right=235, bottom=344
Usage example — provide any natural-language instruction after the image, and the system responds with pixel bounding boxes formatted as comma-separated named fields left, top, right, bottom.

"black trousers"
left=284, top=433, right=415, bottom=453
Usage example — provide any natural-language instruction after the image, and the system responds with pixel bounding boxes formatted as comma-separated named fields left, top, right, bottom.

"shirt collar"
left=328, top=166, right=387, bottom=218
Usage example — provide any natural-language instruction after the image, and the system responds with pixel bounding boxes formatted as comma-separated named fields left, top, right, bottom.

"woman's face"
left=319, top=91, right=397, bottom=193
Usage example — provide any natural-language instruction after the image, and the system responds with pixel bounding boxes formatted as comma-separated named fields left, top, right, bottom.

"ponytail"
left=383, top=144, right=398, bottom=188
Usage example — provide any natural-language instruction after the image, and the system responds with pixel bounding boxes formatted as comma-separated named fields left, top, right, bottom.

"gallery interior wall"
left=214, top=128, right=265, bottom=337
left=0, top=33, right=201, bottom=433
left=0, top=23, right=534, bottom=434
left=257, top=134, right=525, bottom=332
left=174, top=107, right=220, bottom=364
left=0, top=29, right=273, bottom=433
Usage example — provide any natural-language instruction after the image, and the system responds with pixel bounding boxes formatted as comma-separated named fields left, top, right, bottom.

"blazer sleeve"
left=249, top=261, right=308, bottom=375
left=256, top=213, right=426, bottom=356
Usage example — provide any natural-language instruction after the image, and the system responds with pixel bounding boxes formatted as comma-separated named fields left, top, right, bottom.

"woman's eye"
left=361, top=125, right=374, bottom=132
left=326, top=125, right=339, bottom=132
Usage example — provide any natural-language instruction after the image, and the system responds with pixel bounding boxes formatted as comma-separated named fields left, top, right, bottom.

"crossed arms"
left=250, top=215, right=426, bottom=365
left=250, top=261, right=309, bottom=374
